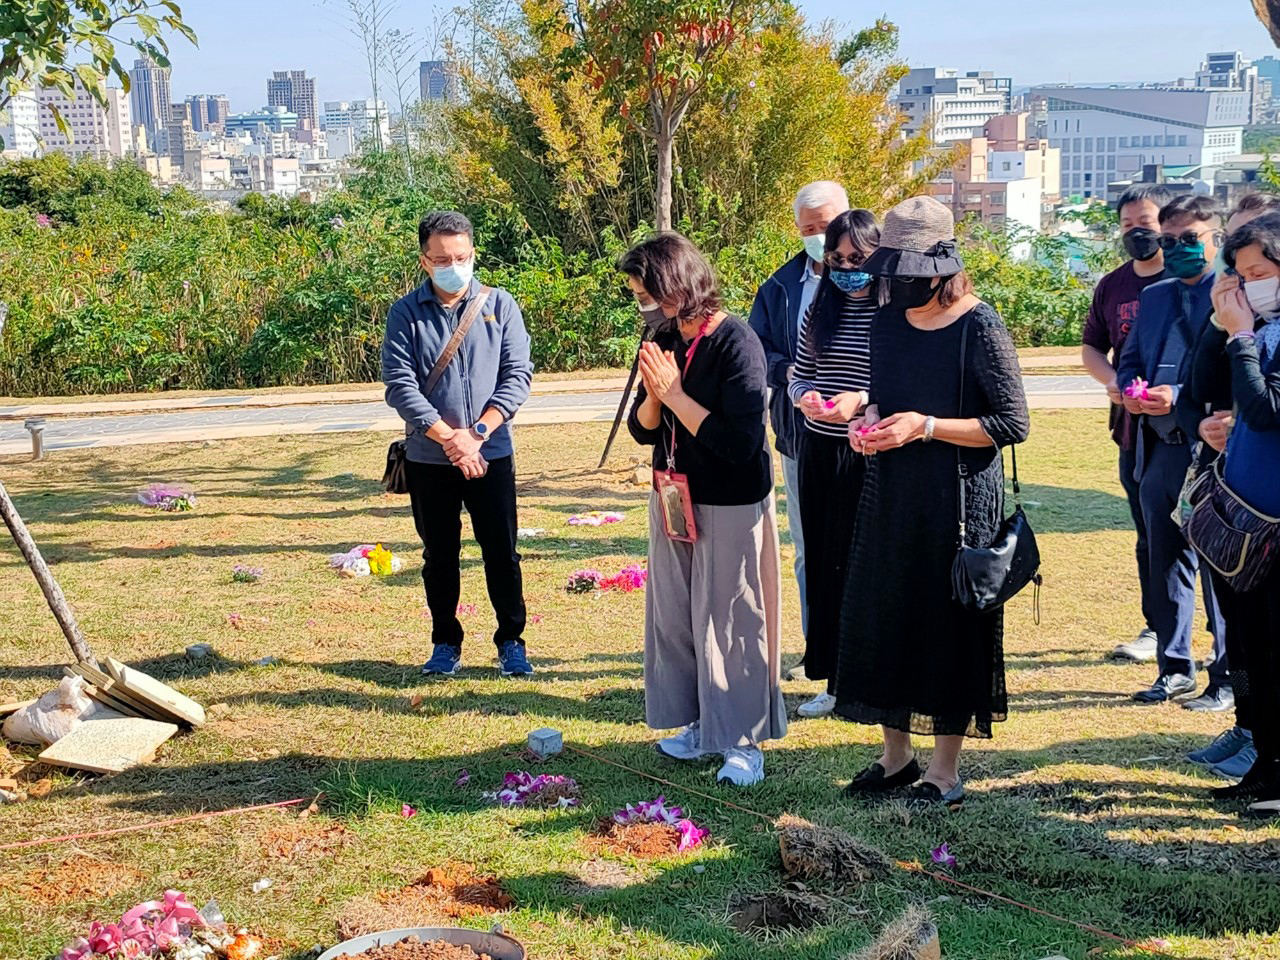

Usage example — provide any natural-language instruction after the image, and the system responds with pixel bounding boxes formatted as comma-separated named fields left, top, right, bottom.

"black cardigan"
left=627, top=316, right=773, bottom=506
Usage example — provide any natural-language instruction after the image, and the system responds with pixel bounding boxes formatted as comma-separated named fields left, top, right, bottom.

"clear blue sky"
left=167, top=0, right=1271, bottom=111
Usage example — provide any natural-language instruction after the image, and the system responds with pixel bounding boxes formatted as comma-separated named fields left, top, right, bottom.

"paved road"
left=0, top=376, right=1104, bottom=455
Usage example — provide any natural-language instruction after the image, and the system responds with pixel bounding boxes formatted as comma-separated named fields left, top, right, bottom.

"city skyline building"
left=267, top=70, right=317, bottom=130
left=37, top=79, right=136, bottom=158
left=895, top=67, right=1013, bottom=143
left=321, top=99, right=390, bottom=150
left=418, top=60, right=457, bottom=103
left=130, top=55, right=172, bottom=150
left=186, top=94, right=231, bottom=132
left=0, top=88, right=41, bottom=156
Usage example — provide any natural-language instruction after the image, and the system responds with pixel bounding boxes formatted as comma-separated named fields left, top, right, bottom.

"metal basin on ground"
left=317, top=927, right=527, bottom=960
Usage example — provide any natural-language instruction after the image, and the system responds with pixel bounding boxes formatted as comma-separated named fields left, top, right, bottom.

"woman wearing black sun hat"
left=836, top=196, right=1030, bottom=806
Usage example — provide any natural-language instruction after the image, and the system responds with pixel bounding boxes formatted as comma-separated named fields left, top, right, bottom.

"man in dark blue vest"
left=1117, top=194, right=1229, bottom=705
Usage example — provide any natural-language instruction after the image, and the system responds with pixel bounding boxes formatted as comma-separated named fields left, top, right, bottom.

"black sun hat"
left=861, top=196, right=965, bottom=278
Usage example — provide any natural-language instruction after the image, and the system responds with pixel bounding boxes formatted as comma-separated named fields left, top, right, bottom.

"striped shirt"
left=787, top=293, right=875, bottom=438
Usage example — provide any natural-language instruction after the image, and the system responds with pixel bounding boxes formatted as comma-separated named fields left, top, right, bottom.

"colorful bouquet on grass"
left=490, top=771, right=581, bottom=808
left=566, top=565, right=647, bottom=594
left=568, top=511, right=624, bottom=527
left=60, top=890, right=263, bottom=960
left=328, top=543, right=403, bottom=577
left=1124, top=377, right=1151, bottom=400
left=137, top=484, right=196, bottom=512
left=612, top=796, right=707, bottom=852
left=231, top=564, right=263, bottom=584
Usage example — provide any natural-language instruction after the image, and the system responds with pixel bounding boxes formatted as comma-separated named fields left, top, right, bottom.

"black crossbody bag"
left=949, top=315, right=1042, bottom=618
left=383, top=287, right=492, bottom=494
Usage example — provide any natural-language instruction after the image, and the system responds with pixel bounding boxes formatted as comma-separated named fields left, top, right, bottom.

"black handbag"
left=383, top=438, right=410, bottom=494
left=948, top=315, right=1042, bottom=617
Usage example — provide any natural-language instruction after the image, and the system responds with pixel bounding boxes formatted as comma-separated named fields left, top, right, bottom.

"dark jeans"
left=406, top=455, right=526, bottom=650
left=1137, top=437, right=1227, bottom=682
left=1118, top=446, right=1155, bottom=632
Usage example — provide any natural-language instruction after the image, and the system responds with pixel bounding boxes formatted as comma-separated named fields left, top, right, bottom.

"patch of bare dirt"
left=9, top=856, right=144, bottom=906
left=728, top=886, right=836, bottom=935
left=334, top=862, right=514, bottom=941
left=260, top=822, right=351, bottom=863
left=563, top=858, right=644, bottom=894
left=583, top=820, right=683, bottom=859
left=337, top=935, right=492, bottom=960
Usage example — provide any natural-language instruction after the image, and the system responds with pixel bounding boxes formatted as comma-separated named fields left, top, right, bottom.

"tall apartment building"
left=226, top=105, right=299, bottom=142
left=37, top=80, right=136, bottom=157
left=895, top=68, right=1012, bottom=143
left=1036, top=86, right=1249, bottom=200
left=129, top=55, right=172, bottom=150
left=1196, top=52, right=1267, bottom=124
left=0, top=88, right=40, bottom=156
left=186, top=94, right=230, bottom=132
left=419, top=60, right=457, bottom=103
left=166, top=101, right=201, bottom=167
left=321, top=99, right=390, bottom=149
left=267, top=70, right=317, bottom=130
left=1255, top=55, right=1280, bottom=103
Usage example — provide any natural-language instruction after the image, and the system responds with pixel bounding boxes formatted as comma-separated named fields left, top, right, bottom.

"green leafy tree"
left=556, top=0, right=782, bottom=230
left=0, top=1, right=197, bottom=148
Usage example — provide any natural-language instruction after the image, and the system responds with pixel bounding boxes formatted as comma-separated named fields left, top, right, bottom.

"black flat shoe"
left=1213, top=762, right=1280, bottom=801
left=843, top=759, right=921, bottom=796
left=908, top=779, right=966, bottom=807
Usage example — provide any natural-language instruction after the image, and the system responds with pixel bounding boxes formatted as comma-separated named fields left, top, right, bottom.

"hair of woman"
left=803, top=209, right=881, bottom=355
left=618, top=232, right=722, bottom=325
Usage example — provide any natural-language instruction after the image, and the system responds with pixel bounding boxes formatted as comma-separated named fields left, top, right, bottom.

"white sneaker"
left=717, top=746, right=765, bottom=786
left=796, top=692, right=836, bottom=718
left=656, top=722, right=713, bottom=761
left=786, top=662, right=809, bottom=681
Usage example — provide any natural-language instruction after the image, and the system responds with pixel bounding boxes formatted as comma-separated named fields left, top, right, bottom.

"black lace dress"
left=834, top=302, right=1030, bottom=738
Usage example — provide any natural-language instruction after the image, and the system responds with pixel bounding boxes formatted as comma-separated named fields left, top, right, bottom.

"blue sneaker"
left=421, top=644, right=461, bottom=676
left=497, top=641, right=533, bottom=677
left=1188, top=726, right=1252, bottom=766
left=1211, top=742, right=1259, bottom=783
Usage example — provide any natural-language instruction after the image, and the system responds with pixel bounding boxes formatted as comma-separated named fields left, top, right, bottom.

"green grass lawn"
left=1, top=412, right=1278, bottom=960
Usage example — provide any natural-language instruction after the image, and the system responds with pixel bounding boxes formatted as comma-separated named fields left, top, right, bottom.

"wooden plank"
left=68, top=664, right=168, bottom=722
left=104, top=657, right=205, bottom=728
left=0, top=699, right=35, bottom=718
left=38, top=717, right=178, bottom=774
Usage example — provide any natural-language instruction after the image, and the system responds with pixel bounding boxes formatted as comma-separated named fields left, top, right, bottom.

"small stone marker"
left=38, top=716, right=178, bottom=774
left=528, top=727, right=563, bottom=758
left=254, top=656, right=280, bottom=667
left=186, top=643, right=214, bottom=660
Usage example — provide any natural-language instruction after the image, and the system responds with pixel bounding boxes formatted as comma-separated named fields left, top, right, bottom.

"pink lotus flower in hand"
left=824, top=400, right=836, bottom=410
left=1124, top=377, right=1150, bottom=400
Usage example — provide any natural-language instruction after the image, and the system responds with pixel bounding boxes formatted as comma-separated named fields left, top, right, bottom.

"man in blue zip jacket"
left=748, top=180, right=849, bottom=699
left=382, top=211, right=535, bottom=678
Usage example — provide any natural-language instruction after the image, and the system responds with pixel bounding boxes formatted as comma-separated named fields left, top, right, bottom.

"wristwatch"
left=470, top=421, right=489, bottom=442
left=922, top=416, right=937, bottom=443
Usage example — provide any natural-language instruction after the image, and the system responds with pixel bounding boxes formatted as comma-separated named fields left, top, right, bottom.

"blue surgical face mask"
left=431, top=257, right=474, bottom=294
left=802, top=234, right=827, bottom=262
left=829, top=268, right=873, bottom=293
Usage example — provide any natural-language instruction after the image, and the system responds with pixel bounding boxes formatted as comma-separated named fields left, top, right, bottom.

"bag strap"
left=955, top=314, right=971, bottom=543
left=424, top=285, right=492, bottom=397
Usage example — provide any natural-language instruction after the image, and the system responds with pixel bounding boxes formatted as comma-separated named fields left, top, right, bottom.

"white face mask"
left=431, top=257, right=474, bottom=294
left=1244, top=276, right=1280, bottom=319
left=802, top=233, right=826, bottom=263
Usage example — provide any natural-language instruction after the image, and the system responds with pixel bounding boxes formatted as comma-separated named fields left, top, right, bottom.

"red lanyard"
left=665, top=318, right=712, bottom=469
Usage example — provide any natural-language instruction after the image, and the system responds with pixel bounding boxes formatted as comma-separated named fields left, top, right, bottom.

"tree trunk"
left=1255, top=0, right=1280, bottom=47
left=0, top=481, right=99, bottom=667
left=655, top=125, right=674, bottom=232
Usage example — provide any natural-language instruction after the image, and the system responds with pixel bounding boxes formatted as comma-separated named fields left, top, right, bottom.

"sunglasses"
left=823, top=251, right=867, bottom=270
left=1157, top=230, right=1224, bottom=251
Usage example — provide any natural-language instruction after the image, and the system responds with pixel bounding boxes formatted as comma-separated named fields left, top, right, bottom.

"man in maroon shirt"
left=1081, top=184, right=1172, bottom=662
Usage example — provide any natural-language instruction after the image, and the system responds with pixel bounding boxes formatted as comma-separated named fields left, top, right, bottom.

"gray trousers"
left=644, top=492, right=788, bottom=752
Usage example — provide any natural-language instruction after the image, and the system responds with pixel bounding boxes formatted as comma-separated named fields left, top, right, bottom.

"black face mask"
left=889, top=277, right=941, bottom=309
left=1122, top=227, right=1161, bottom=263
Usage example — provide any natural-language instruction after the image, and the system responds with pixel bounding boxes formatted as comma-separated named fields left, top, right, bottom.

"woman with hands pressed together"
left=787, top=209, right=881, bottom=720
left=623, top=233, right=787, bottom=788
left=838, top=197, right=1030, bottom=806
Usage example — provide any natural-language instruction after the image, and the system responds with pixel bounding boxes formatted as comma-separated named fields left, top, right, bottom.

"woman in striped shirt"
left=786, top=209, right=881, bottom=719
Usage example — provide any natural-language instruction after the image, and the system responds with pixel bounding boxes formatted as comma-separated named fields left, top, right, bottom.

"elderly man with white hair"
left=748, top=180, right=850, bottom=712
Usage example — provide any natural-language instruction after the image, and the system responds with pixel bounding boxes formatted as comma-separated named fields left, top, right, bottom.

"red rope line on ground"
left=565, top=743, right=1173, bottom=958
left=0, top=797, right=308, bottom=851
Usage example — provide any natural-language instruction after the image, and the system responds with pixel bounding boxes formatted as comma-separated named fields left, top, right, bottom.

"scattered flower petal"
left=494, top=771, right=580, bottom=807
left=401, top=803, right=417, bottom=819
left=930, top=842, right=956, bottom=869
left=251, top=878, right=273, bottom=893
left=454, top=769, right=471, bottom=787
left=568, top=511, right=624, bottom=526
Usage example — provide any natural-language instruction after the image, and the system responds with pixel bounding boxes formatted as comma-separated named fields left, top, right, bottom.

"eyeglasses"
left=425, top=254, right=473, bottom=267
left=1157, top=229, right=1224, bottom=251
left=824, top=251, right=866, bottom=270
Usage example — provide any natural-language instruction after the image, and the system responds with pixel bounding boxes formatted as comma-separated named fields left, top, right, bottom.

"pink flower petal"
left=455, top=769, right=471, bottom=787
left=401, top=803, right=417, bottom=818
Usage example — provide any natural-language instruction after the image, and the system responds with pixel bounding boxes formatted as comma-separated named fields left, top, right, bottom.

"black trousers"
left=406, top=455, right=526, bottom=650
left=1211, top=564, right=1280, bottom=767
left=798, top=429, right=866, bottom=691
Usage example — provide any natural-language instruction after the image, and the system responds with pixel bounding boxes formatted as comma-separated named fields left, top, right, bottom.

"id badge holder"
left=654, top=468, right=698, bottom=543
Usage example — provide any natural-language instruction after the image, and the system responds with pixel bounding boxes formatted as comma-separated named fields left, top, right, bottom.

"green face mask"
left=1163, top=242, right=1207, bottom=279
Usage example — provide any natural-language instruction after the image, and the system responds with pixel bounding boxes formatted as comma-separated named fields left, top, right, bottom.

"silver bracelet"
left=922, top=415, right=937, bottom=443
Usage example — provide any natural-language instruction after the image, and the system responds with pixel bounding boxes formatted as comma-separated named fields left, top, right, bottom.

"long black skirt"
left=797, top=429, right=865, bottom=688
